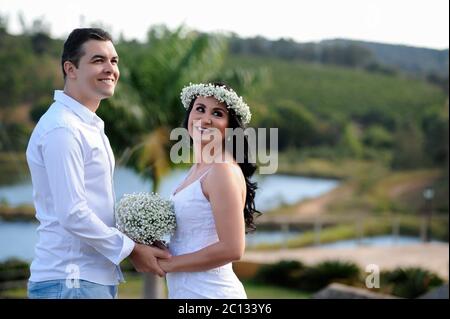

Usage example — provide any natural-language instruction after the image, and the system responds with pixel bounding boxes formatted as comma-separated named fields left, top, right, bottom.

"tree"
left=391, top=121, right=426, bottom=169
left=339, top=123, right=364, bottom=158
left=422, top=104, right=449, bottom=166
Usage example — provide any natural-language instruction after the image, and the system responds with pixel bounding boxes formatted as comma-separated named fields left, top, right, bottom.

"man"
left=25, top=28, right=169, bottom=299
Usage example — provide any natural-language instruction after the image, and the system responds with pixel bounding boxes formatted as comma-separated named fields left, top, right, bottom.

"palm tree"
left=102, top=25, right=228, bottom=186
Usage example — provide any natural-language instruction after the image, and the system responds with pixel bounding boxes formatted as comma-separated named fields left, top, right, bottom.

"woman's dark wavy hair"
left=182, top=82, right=261, bottom=233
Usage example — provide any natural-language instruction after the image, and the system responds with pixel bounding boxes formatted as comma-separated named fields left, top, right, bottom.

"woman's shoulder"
left=207, top=162, right=244, bottom=186
left=201, top=162, right=246, bottom=201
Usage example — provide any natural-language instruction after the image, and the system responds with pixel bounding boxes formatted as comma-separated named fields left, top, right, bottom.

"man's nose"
left=104, top=61, right=116, bottom=73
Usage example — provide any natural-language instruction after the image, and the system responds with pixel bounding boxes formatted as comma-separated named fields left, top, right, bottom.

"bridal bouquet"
left=115, top=192, right=176, bottom=246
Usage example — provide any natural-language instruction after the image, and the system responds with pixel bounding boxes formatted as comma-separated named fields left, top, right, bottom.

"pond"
left=0, top=167, right=339, bottom=211
left=0, top=166, right=339, bottom=261
left=1, top=222, right=436, bottom=262
left=317, top=235, right=441, bottom=249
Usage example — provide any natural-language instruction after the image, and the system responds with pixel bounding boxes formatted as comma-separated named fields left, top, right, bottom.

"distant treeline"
left=0, top=26, right=448, bottom=173
left=229, top=36, right=449, bottom=84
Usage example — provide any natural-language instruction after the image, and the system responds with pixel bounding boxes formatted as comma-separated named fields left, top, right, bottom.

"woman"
left=158, top=82, right=260, bottom=299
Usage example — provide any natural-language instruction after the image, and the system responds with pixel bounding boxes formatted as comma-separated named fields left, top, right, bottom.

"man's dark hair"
left=61, top=28, right=113, bottom=78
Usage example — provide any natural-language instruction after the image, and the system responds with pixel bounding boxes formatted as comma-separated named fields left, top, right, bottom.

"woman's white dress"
left=166, top=168, right=247, bottom=299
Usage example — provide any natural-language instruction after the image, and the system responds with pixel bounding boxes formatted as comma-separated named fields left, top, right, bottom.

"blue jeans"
left=28, top=279, right=118, bottom=299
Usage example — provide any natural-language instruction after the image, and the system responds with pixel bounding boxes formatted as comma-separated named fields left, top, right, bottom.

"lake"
left=0, top=222, right=434, bottom=262
left=317, top=235, right=441, bottom=249
left=0, top=166, right=339, bottom=261
left=0, top=167, right=339, bottom=211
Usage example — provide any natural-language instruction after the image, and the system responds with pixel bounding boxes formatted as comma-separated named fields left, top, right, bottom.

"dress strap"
left=198, top=167, right=212, bottom=182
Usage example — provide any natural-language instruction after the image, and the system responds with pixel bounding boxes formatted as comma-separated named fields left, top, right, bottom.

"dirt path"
left=258, top=183, right=353, bottom=223
left=260, top=170, right=443, bottom=222
left=243, top=243, right=449, bottom=280
left=291, top=183, right=353, bottom=218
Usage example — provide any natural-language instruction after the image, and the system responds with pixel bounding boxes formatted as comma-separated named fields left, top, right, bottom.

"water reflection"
left=0, top=167, right=339, bottom=212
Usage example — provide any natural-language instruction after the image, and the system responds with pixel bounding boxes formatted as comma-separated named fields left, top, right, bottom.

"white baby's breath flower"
left=115, top=192, right=176, bottom=246
left=180, top=83, right=252, bottom=125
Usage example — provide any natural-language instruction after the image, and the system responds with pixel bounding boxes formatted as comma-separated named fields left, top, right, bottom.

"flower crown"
left=180, top=83, right=251, bottom=125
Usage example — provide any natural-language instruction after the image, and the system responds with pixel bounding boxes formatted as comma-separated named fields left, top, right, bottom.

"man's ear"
left=64, top=61, right=77, bottom=79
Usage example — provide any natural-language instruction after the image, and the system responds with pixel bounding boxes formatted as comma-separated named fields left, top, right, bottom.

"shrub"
left=253, top=260, right=304, bottom=288
left=253, top=259, right=361, bottom=292
left=0, top=258, right=29, bottom=271
left=297, top=260, right=360, bottom=292
left=382, top=267, right=444, bottom=298
left=0, top=258, right=30, bottom=282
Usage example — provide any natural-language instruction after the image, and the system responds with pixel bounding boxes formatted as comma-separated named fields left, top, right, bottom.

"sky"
left=0, top=0, right=448, bottom=49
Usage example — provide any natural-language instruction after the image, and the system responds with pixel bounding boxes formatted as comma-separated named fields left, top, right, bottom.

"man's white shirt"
left=26, top=90, right=135, bottom=285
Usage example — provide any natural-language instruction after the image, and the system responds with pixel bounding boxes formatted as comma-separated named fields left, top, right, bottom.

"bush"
left=253, top=260, right=304, bottom=288
left=253, top=260, right=361, bottom=292
left=382, top=267, right=444, bottom=298
left=0, top=258, right=29, bottom=271
left=297, top=260, right=360, bottom=292
left=120, top=257, right=137, bottom=273
left=0, top=258, right=30, bottom=282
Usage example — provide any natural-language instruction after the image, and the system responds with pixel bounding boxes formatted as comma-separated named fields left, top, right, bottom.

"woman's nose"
left=199, top=115, right=212, bottom=125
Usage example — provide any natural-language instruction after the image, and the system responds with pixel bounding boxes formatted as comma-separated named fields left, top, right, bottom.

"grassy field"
left=119, top=274, right=310, bottom=299
left=226, top=54, right=446, bottom=121
left=0, top=275, right=311, bottom=299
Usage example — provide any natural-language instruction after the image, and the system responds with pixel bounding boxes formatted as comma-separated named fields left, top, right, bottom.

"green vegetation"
left=0, top=153, right=29, bottom=185
left=253, top=214, right=449, bottom=250
left=0, top=258, right=29, bottom=282
left=254, top=260, right=361, bottom=292
left=1, top=27, right=448, bottom=173
left=225, top=54, right=448, bottom=170
left=229, top=36, right=449, bottom=78
left=0, top=257, right=444, bottom=299
left=117, top=273, right=310, bottom=299
left=380, top=267, right=444, bottom=298
left=0, top=25, right=447, bottom=300
left=0, top=259, right=310, bottom=299
left=252, top=260, right=444, bottom=298
left=0, top=258, right=29, bottom=298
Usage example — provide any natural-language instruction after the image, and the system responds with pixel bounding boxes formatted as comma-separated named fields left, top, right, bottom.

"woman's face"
left=187, top=96, right=230, bottom=147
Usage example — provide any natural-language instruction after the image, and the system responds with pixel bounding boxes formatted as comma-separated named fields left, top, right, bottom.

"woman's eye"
left=213, top=111, right=224, bottom=117
left=195, top=106, right=205, bottom=112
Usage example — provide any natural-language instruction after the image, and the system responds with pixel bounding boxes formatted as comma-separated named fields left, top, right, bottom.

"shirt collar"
left=54, top=90, right=104, bottom=127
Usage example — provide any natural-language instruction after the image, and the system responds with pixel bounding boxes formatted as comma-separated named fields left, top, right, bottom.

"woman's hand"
left=153, top=241, right=172, bottom=273
left=158, top=258, right=172, bottom=273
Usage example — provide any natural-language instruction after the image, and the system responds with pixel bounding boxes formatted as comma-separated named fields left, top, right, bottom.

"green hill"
left=226, top=54, right=446, bottom=123
left=322, top=39, right=449, bottom=77
left=0, top=29, right=448, bottom=170
left=224, top=54, right=448, bottom=167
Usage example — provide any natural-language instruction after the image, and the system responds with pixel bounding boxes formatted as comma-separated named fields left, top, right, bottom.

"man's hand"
left=129, top=243, right=171, bottom=277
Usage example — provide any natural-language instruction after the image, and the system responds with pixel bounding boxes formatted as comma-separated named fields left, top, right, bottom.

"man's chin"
left=99, top=89, right=115, bottom=99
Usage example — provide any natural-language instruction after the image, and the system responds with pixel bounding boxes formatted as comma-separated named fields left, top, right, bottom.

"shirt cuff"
left=117, top=234, right=135, bottom=265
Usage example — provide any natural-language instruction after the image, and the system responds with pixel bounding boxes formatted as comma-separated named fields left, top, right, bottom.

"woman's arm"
left=159, top=163, right=246, bottom=273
